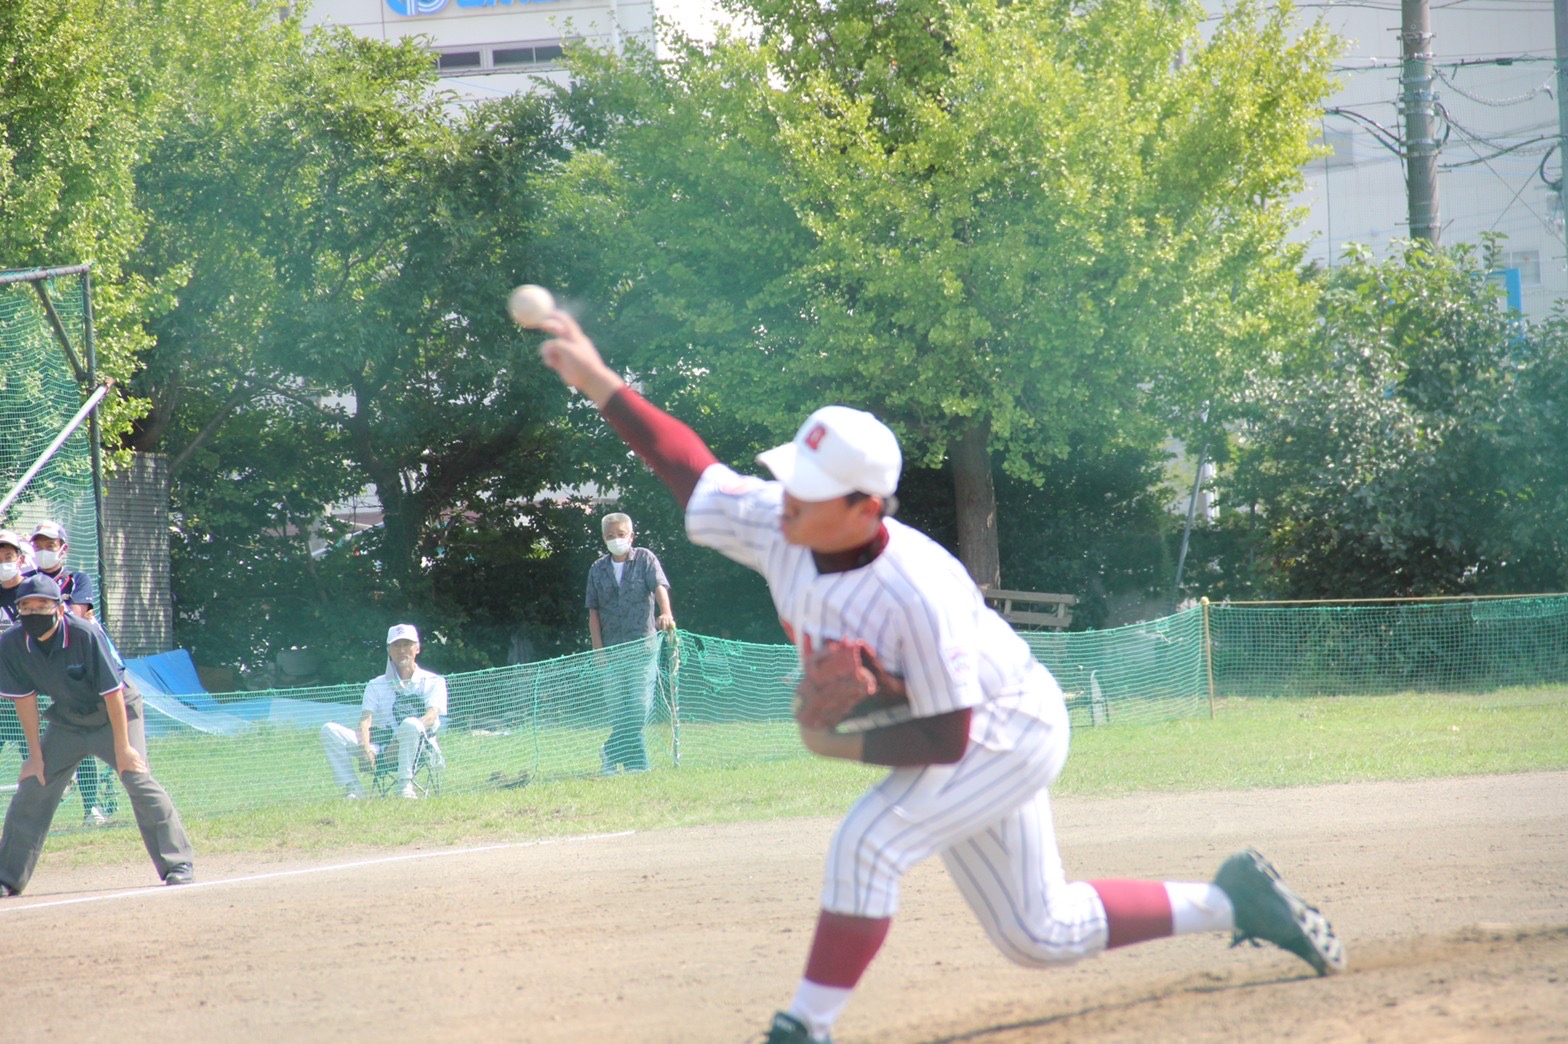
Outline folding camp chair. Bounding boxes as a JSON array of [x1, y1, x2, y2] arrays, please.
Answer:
[[370, 725, 445, 799]]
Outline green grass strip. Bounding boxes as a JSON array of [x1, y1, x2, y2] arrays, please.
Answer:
[[33, 688, 1568, 869]]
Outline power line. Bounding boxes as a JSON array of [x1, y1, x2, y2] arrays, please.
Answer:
[[1434, 65, 1555, 104], [1439, 131, 1556, 166], [1293, 0, 1554, 10], [1332, 54, 1559, 72], [1324, 106, 1412, 155]]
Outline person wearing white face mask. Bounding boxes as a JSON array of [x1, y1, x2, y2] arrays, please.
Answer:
[[27, 522, 92, 621], [585, 512, 675, 775], [0, 530, 29, 621], [0, 530, 32, 773]]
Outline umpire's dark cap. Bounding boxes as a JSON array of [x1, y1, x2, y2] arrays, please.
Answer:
[[13, 573, 62, 603]]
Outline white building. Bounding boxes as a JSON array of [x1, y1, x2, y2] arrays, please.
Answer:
[[1287, 1, 1566, 317], [305, 0, 1567, 318], [300, 0, 659, 99]]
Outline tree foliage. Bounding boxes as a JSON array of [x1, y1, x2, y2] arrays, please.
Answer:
[[1220, 239, 1568, 597], [0, 0, 185, 449], [541, 0, 1336, 589], [124, 14, 599, 676]]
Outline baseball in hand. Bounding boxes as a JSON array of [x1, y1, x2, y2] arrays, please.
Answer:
[[507, 284, 555, 328]]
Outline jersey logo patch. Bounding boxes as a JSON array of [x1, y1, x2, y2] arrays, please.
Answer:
[[944, 644, 976, 683]]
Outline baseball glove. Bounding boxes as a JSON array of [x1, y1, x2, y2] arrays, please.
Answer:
[[793, 639, 908, 730]]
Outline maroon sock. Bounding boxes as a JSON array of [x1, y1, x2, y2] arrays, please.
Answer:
[[1088, 879, 1174, 949], [802, 910, 892, 987]]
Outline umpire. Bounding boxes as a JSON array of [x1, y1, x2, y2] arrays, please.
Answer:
[[0, 573, 193, 895]]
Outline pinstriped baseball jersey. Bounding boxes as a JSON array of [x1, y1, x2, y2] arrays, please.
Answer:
[[686, 464, 1061, 728], [686, 462, 1107, 955]]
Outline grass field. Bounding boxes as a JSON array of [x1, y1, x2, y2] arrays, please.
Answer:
[[32, 686, 1568, 869]]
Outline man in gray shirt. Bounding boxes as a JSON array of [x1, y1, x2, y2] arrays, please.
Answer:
[[586, 513, 674, 774], [0, 573, 194, 894]]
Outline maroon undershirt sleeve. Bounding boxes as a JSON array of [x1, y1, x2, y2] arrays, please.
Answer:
[[600, 387, 720, 509]]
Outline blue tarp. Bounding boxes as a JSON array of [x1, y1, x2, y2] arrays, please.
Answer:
[[124, 650, 358, 737], [124, 650, 221, 711]]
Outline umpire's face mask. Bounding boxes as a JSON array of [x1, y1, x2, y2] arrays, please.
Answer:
[[20, 610, 58, 640]]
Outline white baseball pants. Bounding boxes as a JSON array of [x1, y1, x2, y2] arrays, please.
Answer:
[[821, 694, 1111, 967], [320, 718, 436, 788]]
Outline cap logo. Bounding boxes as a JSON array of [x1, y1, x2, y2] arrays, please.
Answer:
[[804, 423, 828, 451]]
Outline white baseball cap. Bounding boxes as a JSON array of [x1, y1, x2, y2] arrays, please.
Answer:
[[387, 624, 419, 645], [756, 405, 901, 502]]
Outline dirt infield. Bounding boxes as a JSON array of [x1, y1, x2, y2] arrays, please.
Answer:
[[2, 771, 1565, 1043]]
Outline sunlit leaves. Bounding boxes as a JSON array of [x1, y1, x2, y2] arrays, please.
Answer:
[[1225, 239, 1568, 596]]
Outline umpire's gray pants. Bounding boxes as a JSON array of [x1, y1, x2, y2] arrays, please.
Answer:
[[0, 711, 193, 893]]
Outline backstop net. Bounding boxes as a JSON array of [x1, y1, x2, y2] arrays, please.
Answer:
[[0, 265, 101, 583]]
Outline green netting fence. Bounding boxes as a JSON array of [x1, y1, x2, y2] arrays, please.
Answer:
[[0, 265, 102, 583], [1207, 596, 1568, 696], [4, 594, 1567, 827]]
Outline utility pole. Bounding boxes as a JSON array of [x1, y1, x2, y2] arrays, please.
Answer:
[[1401, 0, 1440, 243], [1555, 0, 1568, 257]]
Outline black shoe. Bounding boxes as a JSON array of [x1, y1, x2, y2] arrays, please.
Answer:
[[0, 882, 18, 897], [164, 864, 195, 886], [763, 1011, 831, 1044], [1214, 848, 1346, 975]]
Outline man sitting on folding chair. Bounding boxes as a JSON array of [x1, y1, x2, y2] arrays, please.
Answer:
[[320, 624, 448, 800]]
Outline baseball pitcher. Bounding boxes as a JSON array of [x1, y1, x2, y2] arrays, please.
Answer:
[[534, 305, 1344, 1044]]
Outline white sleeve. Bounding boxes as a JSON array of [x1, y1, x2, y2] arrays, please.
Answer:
[[856, 542, 987, 715], [684, 463, 786, 575], [892, 588, 985, 716], [361, 679, 390, 728], [425, 674, 449, 717]]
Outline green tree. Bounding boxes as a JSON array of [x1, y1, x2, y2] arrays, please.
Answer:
[[542, 0, 1335, 588], [0, 0, 184, 448], [122, 19, 454, 672], [126, 16, 595, 672], [1221, 239, 1568, 597]]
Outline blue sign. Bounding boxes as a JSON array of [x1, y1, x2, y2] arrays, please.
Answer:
[[386, 0, 447, 14]]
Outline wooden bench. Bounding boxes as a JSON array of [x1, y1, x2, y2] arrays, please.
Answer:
[[980, 587, 1078, 631]]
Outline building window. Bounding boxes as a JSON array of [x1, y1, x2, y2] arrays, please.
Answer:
[[435, 40, 568, 76], [1499, 249, 1541, 288], [437, 50, 483, 72], [493, 46, 535, 67]]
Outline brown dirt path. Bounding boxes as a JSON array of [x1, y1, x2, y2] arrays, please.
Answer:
[[0, 772, 1563, 1042]]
